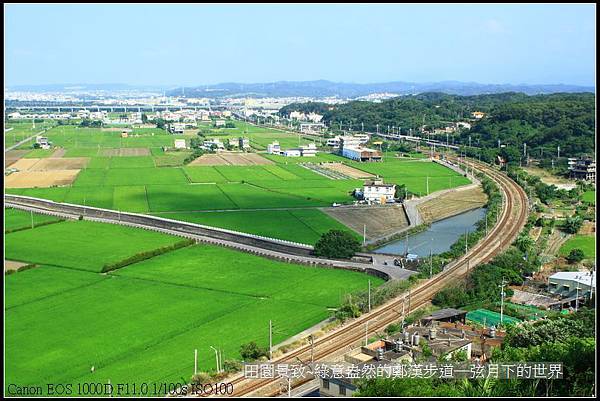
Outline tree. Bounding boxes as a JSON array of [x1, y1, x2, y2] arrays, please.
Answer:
[[566, 248, 585, 263], [394, 183, 408, 201], [239, 341, 268, 362], [313, 229, 361, 259], [562, 216, 583, 234], [515, 233, 535, 253], [155, 118, 166, 130]]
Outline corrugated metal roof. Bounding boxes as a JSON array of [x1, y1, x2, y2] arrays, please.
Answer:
[[549, 271, 596, 288]]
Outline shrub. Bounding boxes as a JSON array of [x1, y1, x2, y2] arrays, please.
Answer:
[[313, 229, 361, 259], [566, 248, 585, 263], [101, 239, 194, 272], [239, 341, 268, 362], [223, 359, 242, 373]]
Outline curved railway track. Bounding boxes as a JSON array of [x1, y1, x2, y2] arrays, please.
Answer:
[[3, 158, 528, 397], [222, 159, 529, 397]]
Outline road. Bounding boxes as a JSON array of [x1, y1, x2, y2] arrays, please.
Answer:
[[4, 194, 413, 280], [213, 158, 528, 397], [5, 130, 46, 152]]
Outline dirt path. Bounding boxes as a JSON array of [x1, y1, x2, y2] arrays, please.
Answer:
[[4, 260, 29, 273]]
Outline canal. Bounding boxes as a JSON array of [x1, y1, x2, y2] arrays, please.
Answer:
[[374, 207, 487, 257]]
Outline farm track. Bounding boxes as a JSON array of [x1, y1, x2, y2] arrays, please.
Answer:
[[216, 159, 528, 397]]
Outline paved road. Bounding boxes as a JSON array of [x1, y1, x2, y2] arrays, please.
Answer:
[[5, 130, 46, 152]]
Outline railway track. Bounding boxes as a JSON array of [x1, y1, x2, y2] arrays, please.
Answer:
[[3, 158, 528, 397], [222, 159, 529, 397], [3, 194, 381, 275]]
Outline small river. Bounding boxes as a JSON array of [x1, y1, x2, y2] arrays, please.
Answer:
[[374, 208, 487, 257]]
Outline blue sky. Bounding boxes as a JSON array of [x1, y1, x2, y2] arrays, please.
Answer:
[[4, 4, 596, 86]]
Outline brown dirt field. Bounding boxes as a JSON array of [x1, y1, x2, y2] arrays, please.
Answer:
[[4, 260, 29, 273], [9, 158, 42, 171], [101, 127, 129, 132], [237, 153, 274, 165], [417, 186, 488, 223], [5, 170, 80, 188], [50, 148, 66, 158], [5, 150, 30, 168], [320, 162, 374, 179], [189, 154, 230, 166], [523, 166, 576, 190], [101, 148, 150, 157], [189, 152, 273, 166], [29, 157, 90, 171], [323, 205, 409, 240], [580, 221, 596, 235]]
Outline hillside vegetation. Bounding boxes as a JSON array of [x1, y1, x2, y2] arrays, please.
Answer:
[[280, 92, 595, 158]]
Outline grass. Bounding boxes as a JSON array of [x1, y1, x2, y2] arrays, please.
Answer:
[[22, 148, 56, 158], [5, 219, 183, 272], [582, 190, 596, 204], [5, 123, 472, 244], [157, 209, 359, 244], [103, 167, 189, 186], [5, 264, 105, 309], [4, 208, 63, 232], [559, 235, 596, 259], [146, 184, 237, 211], [5, 238, 381, 394]]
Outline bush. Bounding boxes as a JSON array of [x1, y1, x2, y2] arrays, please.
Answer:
[[239, 341, 268, 362], [313, 229, 361, 259], [223, 359, 242, 373], [101, 239, 194, 272], [562, 216, 583, 234], [566, 248, 585, 263], [191, 372, 211, 385]]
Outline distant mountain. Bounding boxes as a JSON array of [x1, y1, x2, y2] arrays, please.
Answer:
[[167, 80, 595, 99], [6, 83, 169, 92]]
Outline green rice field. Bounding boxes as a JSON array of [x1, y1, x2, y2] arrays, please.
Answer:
[[559, 235, 596, 259], [5, 120, 471, 242], [5, 208, 63, 232], [5, 215, 381, 394]]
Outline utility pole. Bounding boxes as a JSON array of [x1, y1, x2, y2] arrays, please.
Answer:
[[485, 213, 488, 235], [401, 300, 405, 328], [194, 349, 198, 375], [499, 278, 507, 324], [210, 346, 220, 373], [557, 145, 560, 158], [269, 320, 273, 360], [368, 280, 371, 312], [309, 335, 314, 364], [429, 243, 433, 279], [363, 224, 366, 246]]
